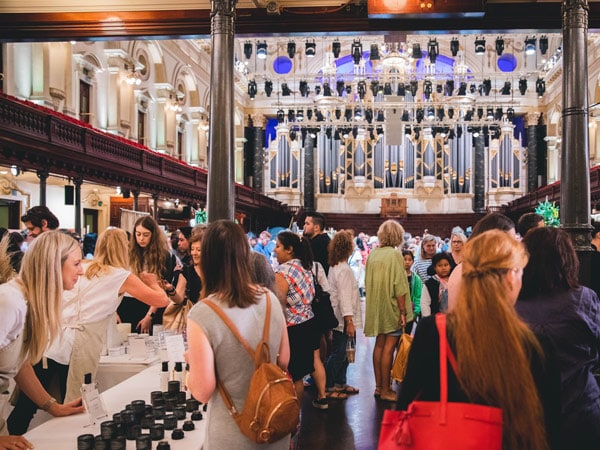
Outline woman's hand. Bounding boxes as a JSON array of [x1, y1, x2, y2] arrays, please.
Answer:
[[137, 315, 153, 333], [0, 435, 33, 450], [48, 397, 85, 417], [345, 321, 356, 339]]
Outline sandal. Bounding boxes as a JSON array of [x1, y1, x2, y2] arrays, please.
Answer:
[[326, 390, 348, 400], [379, 391, 397, 402], [340, 385, 359, 395], [374, 387, 381, 398]]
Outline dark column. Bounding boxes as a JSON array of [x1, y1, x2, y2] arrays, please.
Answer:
[[251, 114, 265, 192], [73, 176, 82, 236], [526, 113, 540, 192], [303, 135, 315, 212], [152, 193, 159, 221], [562, 0, 592, 285], [207, 0, 237, 222], [472, 135, 485, 213], [36, 168, 49, 206], [132, 189, 140, 211]]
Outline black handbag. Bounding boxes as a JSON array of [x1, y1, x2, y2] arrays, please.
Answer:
[[311, 264, 339, 332]]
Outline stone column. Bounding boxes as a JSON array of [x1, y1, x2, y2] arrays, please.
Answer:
[[73, 176, 83, 236], [36, 168, 49, 206], [303, 135, 315, 212], [132, 189, 140, 211], [526, 112, 541, 192], [545, 136, 559, 183], [207, 0, 237, 222], [472, 135, 485, 213], [152, 193, 159, 221], [251, 113, 265, 192], [562, 0, 592, 284]]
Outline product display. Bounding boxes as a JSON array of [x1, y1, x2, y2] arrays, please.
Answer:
[[71, 364, 207, 449]]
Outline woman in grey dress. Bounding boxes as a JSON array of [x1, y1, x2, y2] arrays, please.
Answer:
[[185, 220, 291, 449]]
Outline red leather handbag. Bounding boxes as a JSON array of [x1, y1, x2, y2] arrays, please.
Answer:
[[378, 314, 503, 450]]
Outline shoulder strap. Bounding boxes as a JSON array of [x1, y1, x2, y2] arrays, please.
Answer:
[[204, 291, 272, 417], [434, 313, 459, 423]]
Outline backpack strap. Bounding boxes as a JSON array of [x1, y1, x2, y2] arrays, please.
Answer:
[[203, 291, 272, 416]]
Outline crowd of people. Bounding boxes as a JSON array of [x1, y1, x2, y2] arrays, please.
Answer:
[[1, 205, 599, 449]]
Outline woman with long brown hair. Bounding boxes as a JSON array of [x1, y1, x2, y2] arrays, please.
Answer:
[[398, 230, 560, 450]]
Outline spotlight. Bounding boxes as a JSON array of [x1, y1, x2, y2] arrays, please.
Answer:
[[365, 108, 374, 123], [506, 107, 515, 121], [351, 39, 363, 65], [458, 82, 467, 96], [357, 80, 367, 99], [370, 44, 380, 61], [299, 80, 308, 97], [315, 85, 321, 95], [290, 130, 297, 141], [447, 107, 455, 119], [315, 110, 325, 122], [409, 80, 418, 97], [306, 109, 313, 120], [383, 83, 393, 95], [536, 78, 546, 97], [494, 107, 504, 121], [287, 41, 296, 58], [464, 109, 473, 121], [354, 107, 362, 120], [323, 82, 332, 96], [444, 79, 454, 96], [412, 43, 422, 59], [474, 37, 486, 55], [288, 109, 295, 122], [336, 80, 345, 96], [335, 108, 342, 120], [297, 109, 304, 121], [345, 85, 352, 95], [482, 79, 492, 96], [427, 107, 435, 120], [332, 40, 341, 58], [500, 81, 512, 95], [10, 165, 19, 176], [404, 125, 412, 135], [539, 35, 549, 55], [256, 41, 268, 59], [344, 108, 352, 121], [247, 80, 257, 100], [456, 126, 463, 138], [486, 108, 494, 120], [397, 83, 406, 96], [472, 127, 480, 138], [305, 41, 316, 58], [334, 129, 341, 140], [264, 80, 273, 97], [428, 38, 439, 64], [423, 80, 433, 99], [518, 78, 527, 95], [436, 84, 443, 94], [416, 108, 424, 123], [282, 82, 292, 96], [469, 83, 477, 94], [277, 109, 285, 123], [495, 36, 504, 56], [524, 36, 536, 55], [401, 110, 410, 122], [437, 107, 445, 121], [477, 107, 484, 120], [376, 110, 385, 122], [370, 80, 380, 96], [450, 38, 459, 57], [243, 41, 253, 59]]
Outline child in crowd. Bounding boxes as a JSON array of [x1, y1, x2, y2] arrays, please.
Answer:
[[420, 252, 453, 316], [402, 250, 422, 333]]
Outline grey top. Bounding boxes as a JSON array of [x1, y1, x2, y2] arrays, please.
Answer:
[[187, 290, 290, 449]]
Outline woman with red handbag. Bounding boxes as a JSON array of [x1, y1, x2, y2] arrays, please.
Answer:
[[393, 230, 560, 450]]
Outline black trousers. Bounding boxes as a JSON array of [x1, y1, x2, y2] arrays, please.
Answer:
[[7, 358, 68, 435]]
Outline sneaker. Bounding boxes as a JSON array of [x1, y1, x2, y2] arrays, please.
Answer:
[[312, 397, 328, 410]]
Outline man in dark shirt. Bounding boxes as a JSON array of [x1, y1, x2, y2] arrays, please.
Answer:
[[303, 212, 330, 275]]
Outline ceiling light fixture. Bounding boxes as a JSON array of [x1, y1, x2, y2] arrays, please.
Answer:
[[256, 41, 268, 59], [305, 40, 316, 58], [474, 37, 486, 55], [495, 36, 504, 56], [287, 41, 296, 58], [450, 38, 459, 57], [524, 36, 536, 55]]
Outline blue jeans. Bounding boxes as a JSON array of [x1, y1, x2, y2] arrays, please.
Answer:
[[325, 330, 349, 389]]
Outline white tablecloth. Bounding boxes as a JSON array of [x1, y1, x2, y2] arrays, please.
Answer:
[[97, 354, 160, 392], [25, 364, 205, 449]]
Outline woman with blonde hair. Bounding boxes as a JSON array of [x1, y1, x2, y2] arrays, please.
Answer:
[[8, 227, 170, 434], [0, 231, 85, 448], [398, 230, 560, 450], [364, 220, 410, 401]]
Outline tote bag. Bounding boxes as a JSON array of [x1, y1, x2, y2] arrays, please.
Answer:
[[162, 298, 192, 333], [378, 314, 502, 450]]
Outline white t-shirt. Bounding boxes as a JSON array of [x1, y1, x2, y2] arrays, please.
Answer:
[[0, 279, 27, 349], [45, 263, 130, 364]]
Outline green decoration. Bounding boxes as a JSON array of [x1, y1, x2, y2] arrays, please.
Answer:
[[535, 198, 560, 227], [195, 208, 207, 224]]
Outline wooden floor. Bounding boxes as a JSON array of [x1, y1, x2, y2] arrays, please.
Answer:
[[295, 330, 395, 450]]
